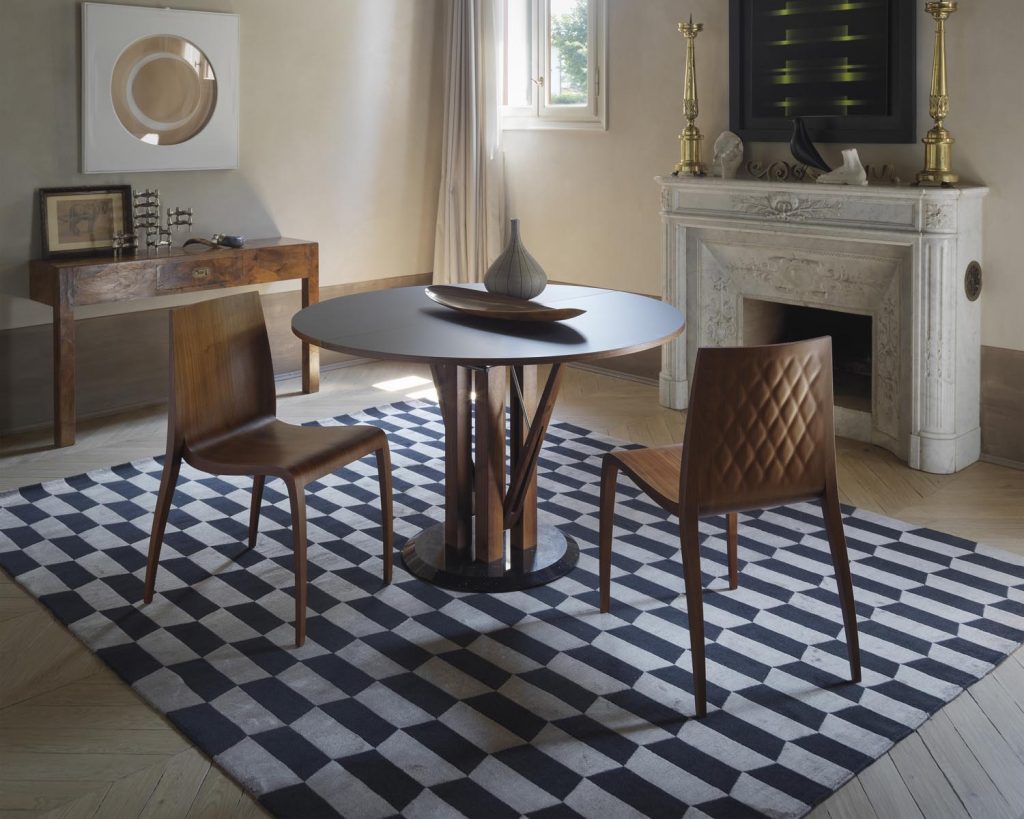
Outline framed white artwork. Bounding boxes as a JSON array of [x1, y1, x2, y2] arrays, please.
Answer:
[[82, 3, 239, 173]]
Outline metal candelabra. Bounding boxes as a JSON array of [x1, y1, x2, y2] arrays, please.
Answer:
[[167, 207, 193, 235], [131, 190, 194, 252]]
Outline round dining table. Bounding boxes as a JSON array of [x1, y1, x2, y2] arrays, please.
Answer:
[[292, 284, 684, 592]]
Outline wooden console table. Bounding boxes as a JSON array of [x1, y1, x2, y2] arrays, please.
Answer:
[[29, 237, 319, 448]]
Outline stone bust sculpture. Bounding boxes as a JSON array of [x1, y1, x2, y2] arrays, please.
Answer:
[[710, 131, 743, 179]]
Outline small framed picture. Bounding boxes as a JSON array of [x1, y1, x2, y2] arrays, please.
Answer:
[[39, 185, 133, 258]]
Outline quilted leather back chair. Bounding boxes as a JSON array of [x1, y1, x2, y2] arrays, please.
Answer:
[[597, 337, 860, 716]]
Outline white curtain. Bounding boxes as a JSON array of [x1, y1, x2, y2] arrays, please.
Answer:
[[433, 0, 505, 284]]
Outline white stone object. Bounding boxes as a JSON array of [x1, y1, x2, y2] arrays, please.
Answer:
[[710, 131, 743, 179], [657, 176, 988, 474], [817, 148, 868, 186]]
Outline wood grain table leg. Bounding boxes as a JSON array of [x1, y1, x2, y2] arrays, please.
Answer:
[[301, 275, 320, 394], [505, 363, 564, 529], [474, 366, 506, 564], [53, 275, 75, 448], [400, 362, 577, 592], [510, 365, 538, 552], [431, 364, 473, 554]]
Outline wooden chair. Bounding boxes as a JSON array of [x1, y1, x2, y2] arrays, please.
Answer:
[[143, 292, 393, 647], [598, 337, 860, 716]]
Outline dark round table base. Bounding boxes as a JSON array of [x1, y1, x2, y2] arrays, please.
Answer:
[[401, 523, 579, 592]]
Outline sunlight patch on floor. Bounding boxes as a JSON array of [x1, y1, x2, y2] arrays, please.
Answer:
[[372, 375, 432, 392], [371, 374, 439, 403]]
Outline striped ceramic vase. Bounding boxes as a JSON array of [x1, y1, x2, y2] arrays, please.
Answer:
[[483, 219, 548, 300]]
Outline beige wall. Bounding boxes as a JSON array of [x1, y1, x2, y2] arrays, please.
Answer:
[[0, 0, 443, 331], [503, 0, 1024, 353]]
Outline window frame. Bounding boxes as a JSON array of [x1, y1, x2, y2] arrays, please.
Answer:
[[501, 0, 607, 132]]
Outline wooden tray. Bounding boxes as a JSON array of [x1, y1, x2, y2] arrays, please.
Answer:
[[424, 285, 585, 322]]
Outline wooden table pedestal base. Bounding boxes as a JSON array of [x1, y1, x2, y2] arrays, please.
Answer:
[[400, 523, 579, 592], [398, 361, 579, 591]]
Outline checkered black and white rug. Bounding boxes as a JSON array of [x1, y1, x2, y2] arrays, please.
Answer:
[[3, 401, 1024, 819]]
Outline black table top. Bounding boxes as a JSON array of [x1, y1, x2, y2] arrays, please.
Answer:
[[291, 284, 684, 366]]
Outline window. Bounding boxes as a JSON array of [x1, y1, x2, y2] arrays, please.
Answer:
[[502, 0, 606, 130]]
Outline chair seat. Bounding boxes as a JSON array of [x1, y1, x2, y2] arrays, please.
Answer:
[[611, 444, 683, 511], [187, 419, 386, 480]]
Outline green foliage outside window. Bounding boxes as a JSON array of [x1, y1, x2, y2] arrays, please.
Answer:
[[550, 0, 588, 104]]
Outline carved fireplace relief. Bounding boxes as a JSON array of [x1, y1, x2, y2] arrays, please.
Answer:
[[658, 177, 987, 474]]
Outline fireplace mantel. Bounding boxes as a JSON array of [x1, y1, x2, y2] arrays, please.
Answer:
[[658, 175, 988, 474]]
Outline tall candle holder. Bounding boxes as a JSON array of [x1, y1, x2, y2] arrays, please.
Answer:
[[917, 1, 958, 186], [673, 15, 705, 177], [133, 189, 161, 250]]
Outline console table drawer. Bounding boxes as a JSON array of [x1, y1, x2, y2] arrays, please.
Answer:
[[156, 256, 243, 291]]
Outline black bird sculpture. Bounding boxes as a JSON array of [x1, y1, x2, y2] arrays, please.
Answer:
[[789, 117, 831, 173]]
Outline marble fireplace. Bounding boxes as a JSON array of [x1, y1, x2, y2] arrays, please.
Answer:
[[658, 176, 987, 474]]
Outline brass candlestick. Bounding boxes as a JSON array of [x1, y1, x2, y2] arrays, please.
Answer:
[[917, 1, 958, 186], [674, 15, 705, 176]]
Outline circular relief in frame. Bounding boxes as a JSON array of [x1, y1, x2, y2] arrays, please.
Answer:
[[111, 35, 217, 146]]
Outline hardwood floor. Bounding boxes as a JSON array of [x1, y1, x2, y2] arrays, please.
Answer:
[[1, 361, 1022, 819]]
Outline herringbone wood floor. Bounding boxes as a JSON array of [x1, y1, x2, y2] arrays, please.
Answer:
[[1, 362, 1022, 818]]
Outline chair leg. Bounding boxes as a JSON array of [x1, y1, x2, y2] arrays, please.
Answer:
[[375, 444, 394, 585], [287, 480, 308, 648], [681, 512, 708, 717], [822, 488, 861, 684], [599, 455, 620, 613], [727, 512, 739, 590], [247, 475, 265, 551], [144, 446, 183, 604]]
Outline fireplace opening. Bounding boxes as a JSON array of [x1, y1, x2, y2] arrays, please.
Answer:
[[743, 299, 872, 412]]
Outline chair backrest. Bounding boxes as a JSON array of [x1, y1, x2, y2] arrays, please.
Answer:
[[680, 336, 836, 516], [168, 292, 277, 447]]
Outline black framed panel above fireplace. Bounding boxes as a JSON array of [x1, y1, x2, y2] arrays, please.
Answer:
[[729, 0, 916, 143]]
